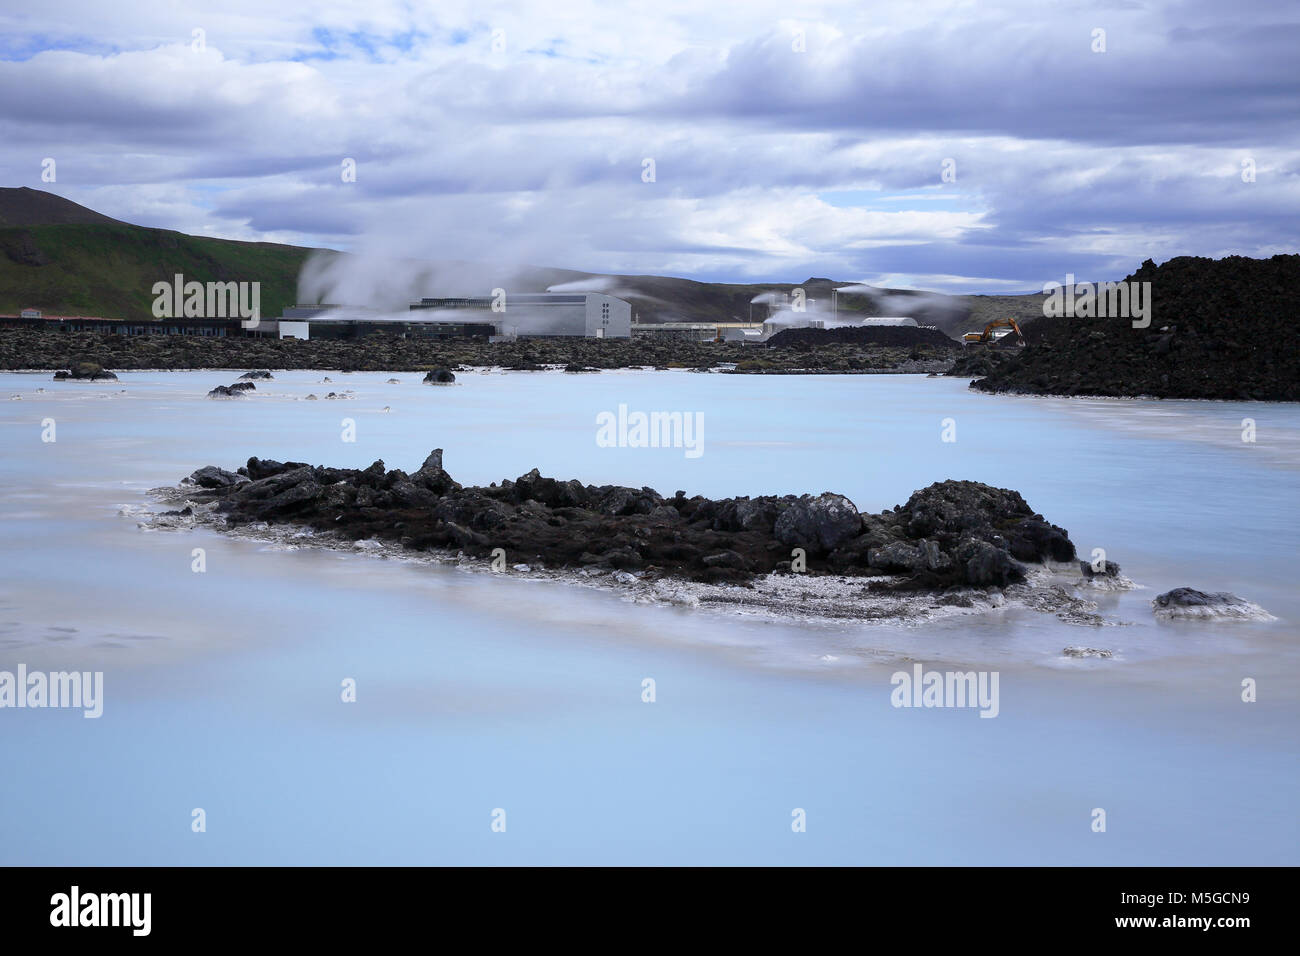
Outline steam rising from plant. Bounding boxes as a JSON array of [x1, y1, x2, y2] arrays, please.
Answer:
[[294, 248, 967, 335], [836, 283, 967, 329], [296, 251, 637, 334], [298, 250, 549, 312], [750, 289, 861, 329]]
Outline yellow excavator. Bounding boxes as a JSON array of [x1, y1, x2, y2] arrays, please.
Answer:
[[962, 317, 1025, 348]]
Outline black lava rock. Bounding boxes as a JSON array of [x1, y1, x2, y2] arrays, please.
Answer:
[[959, 254, 1300, 400], [179, 450, 1080, 590]]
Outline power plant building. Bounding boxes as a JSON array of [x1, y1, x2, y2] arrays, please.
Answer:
[[410, 293, 631, 338], [273, 293, 632, 340]]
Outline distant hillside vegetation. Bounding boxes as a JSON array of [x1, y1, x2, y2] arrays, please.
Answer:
[[0, 188, 312, 320]]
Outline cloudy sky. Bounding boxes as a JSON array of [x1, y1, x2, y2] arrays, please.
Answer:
[[1, 0, 1296, 292]]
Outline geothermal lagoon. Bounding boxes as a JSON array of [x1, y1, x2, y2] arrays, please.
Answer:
[[1, 369, 1297, 865]]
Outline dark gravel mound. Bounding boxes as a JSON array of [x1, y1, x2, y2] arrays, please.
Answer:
[[179, 451, 1076, 589], [766, 325, 960, 350], [963, 254, 1300, 400]]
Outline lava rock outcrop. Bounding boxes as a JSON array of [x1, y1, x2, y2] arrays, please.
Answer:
[[958, 255, 1300, 400], [52, 361, 117, 381], [178, 451, 1076, 588]]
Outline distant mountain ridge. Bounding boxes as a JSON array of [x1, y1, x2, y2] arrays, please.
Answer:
[[0, 186, 125, 227]]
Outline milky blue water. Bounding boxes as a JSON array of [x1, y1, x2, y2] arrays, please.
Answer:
[[1, 369, 1296, 864]]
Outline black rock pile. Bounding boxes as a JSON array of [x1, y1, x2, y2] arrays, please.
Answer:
[[959, 255, 1300, 400], [180, 451, 1076, 588]]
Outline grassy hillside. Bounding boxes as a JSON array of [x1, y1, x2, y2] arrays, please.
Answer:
[[0, 222, 312, 320]]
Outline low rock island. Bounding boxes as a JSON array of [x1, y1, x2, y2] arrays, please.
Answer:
[[177, 449, 1077, 590]]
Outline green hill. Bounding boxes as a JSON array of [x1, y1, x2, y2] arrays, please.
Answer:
[[0, 188, 314, 320]]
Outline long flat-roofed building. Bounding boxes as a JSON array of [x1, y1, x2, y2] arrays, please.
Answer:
[[267, 293, 632, 340], [411, 292, 631, 338]]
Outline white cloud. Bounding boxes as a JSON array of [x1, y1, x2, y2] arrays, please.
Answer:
[[0, 0, 1294, 291]]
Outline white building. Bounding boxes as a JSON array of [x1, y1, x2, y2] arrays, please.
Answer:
[[721, 327, 765, 344], [411, 293, 631, 338], [761, 316, 824, 338]]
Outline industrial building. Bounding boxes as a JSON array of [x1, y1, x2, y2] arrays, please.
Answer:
[[860, 316, 920, 327], [632, 321, 764, 342], [410, 293, 631, 339], [267, 293, 632, 341], [257, 305, 494, 341], [630, 314, 922, 344]]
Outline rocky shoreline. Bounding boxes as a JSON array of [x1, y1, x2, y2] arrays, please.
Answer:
[[0, 327, 956, 375]]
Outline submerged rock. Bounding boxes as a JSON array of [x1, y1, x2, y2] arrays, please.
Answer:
[[207, 384, 247, 399], [1151, 588, 1275, 621], [238, 370, 274, 380], [423, 368, 456, 385], [1081, 559, 1121, 578], [1079, 558, 1138, 591], [1063, 646, 1114, 659], [53, 361, 118, 381], [146, 505, 196, 530]]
